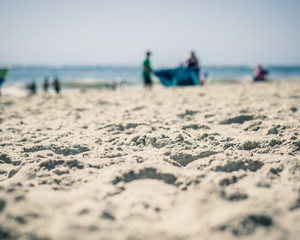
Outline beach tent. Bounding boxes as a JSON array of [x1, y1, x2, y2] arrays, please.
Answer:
[[154, 67, 199, 87]]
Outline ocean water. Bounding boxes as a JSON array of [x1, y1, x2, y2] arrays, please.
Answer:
[[3, 65, 300, 87]]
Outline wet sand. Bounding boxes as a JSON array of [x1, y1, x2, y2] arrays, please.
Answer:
[[0, 81, 300, 240]]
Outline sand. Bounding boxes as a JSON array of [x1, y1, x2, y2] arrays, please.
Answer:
[[0, 81, 300, 240]]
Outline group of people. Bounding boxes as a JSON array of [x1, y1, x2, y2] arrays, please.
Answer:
[[142, 51, 205, 88], [142, 51, 268, 88], [0, 57, 269, 96], [27, 77, 61, 95]]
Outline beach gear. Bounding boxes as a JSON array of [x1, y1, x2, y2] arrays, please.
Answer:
[[154, 67, 199, 87]]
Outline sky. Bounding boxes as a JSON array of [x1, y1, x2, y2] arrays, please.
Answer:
[[0, 0, 300, 66]]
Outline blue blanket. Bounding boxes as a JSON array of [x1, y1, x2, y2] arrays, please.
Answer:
[[154, 67, 199, 87]]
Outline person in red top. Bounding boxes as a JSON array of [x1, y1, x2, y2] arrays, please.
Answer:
[[253, 64, 268, 82]]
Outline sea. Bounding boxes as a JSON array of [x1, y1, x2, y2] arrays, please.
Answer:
[[2, 65, 300, 88]]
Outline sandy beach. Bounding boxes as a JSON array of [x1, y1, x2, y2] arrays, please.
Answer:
[[0, 81, 299, 240]]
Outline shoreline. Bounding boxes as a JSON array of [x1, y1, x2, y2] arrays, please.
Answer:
[[1, 78, 300, 98]]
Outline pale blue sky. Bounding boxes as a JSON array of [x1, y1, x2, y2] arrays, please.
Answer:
[[0, 0, 299, 66]]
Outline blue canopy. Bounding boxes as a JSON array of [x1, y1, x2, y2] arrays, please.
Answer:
[[154, 67, 199, 87]]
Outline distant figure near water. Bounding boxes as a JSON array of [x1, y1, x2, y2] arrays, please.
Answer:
[[183, 51, 201, 84], [253, 64, 268, 82], [142, 51, 153, 89], [0, 68, 9, 96], [43, 77, 49, 92], [27, 80, 37, 95], [200, 72, 208, 86], [53, 77, 61, 94]]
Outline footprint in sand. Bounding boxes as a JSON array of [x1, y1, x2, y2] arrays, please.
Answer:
[[112, 167, 178, 186], [217, 214, 273, 236], [213, 160, 264, 173]]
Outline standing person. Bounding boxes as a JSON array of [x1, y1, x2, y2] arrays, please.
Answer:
[[183, 51, 201, 84], [43, 77, 49, 92], [0, 68, 9, 97], [53, 77, 61, 94], [142, 51, 153, 89], [27, 80, 37, 95]]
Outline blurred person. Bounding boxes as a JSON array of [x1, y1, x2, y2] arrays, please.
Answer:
[[253, 64, 268, 82], [200, 72, 208, 86], [112, 77, 121, 90], [53, 77, 61, 94], [43, 77, 49, 92], [183, 51, 201, 83], [27, 80, 37, 95], [142, 51, 153, 89]]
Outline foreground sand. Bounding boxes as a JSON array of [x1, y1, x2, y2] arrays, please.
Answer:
[[0, 81, 300, 240]]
